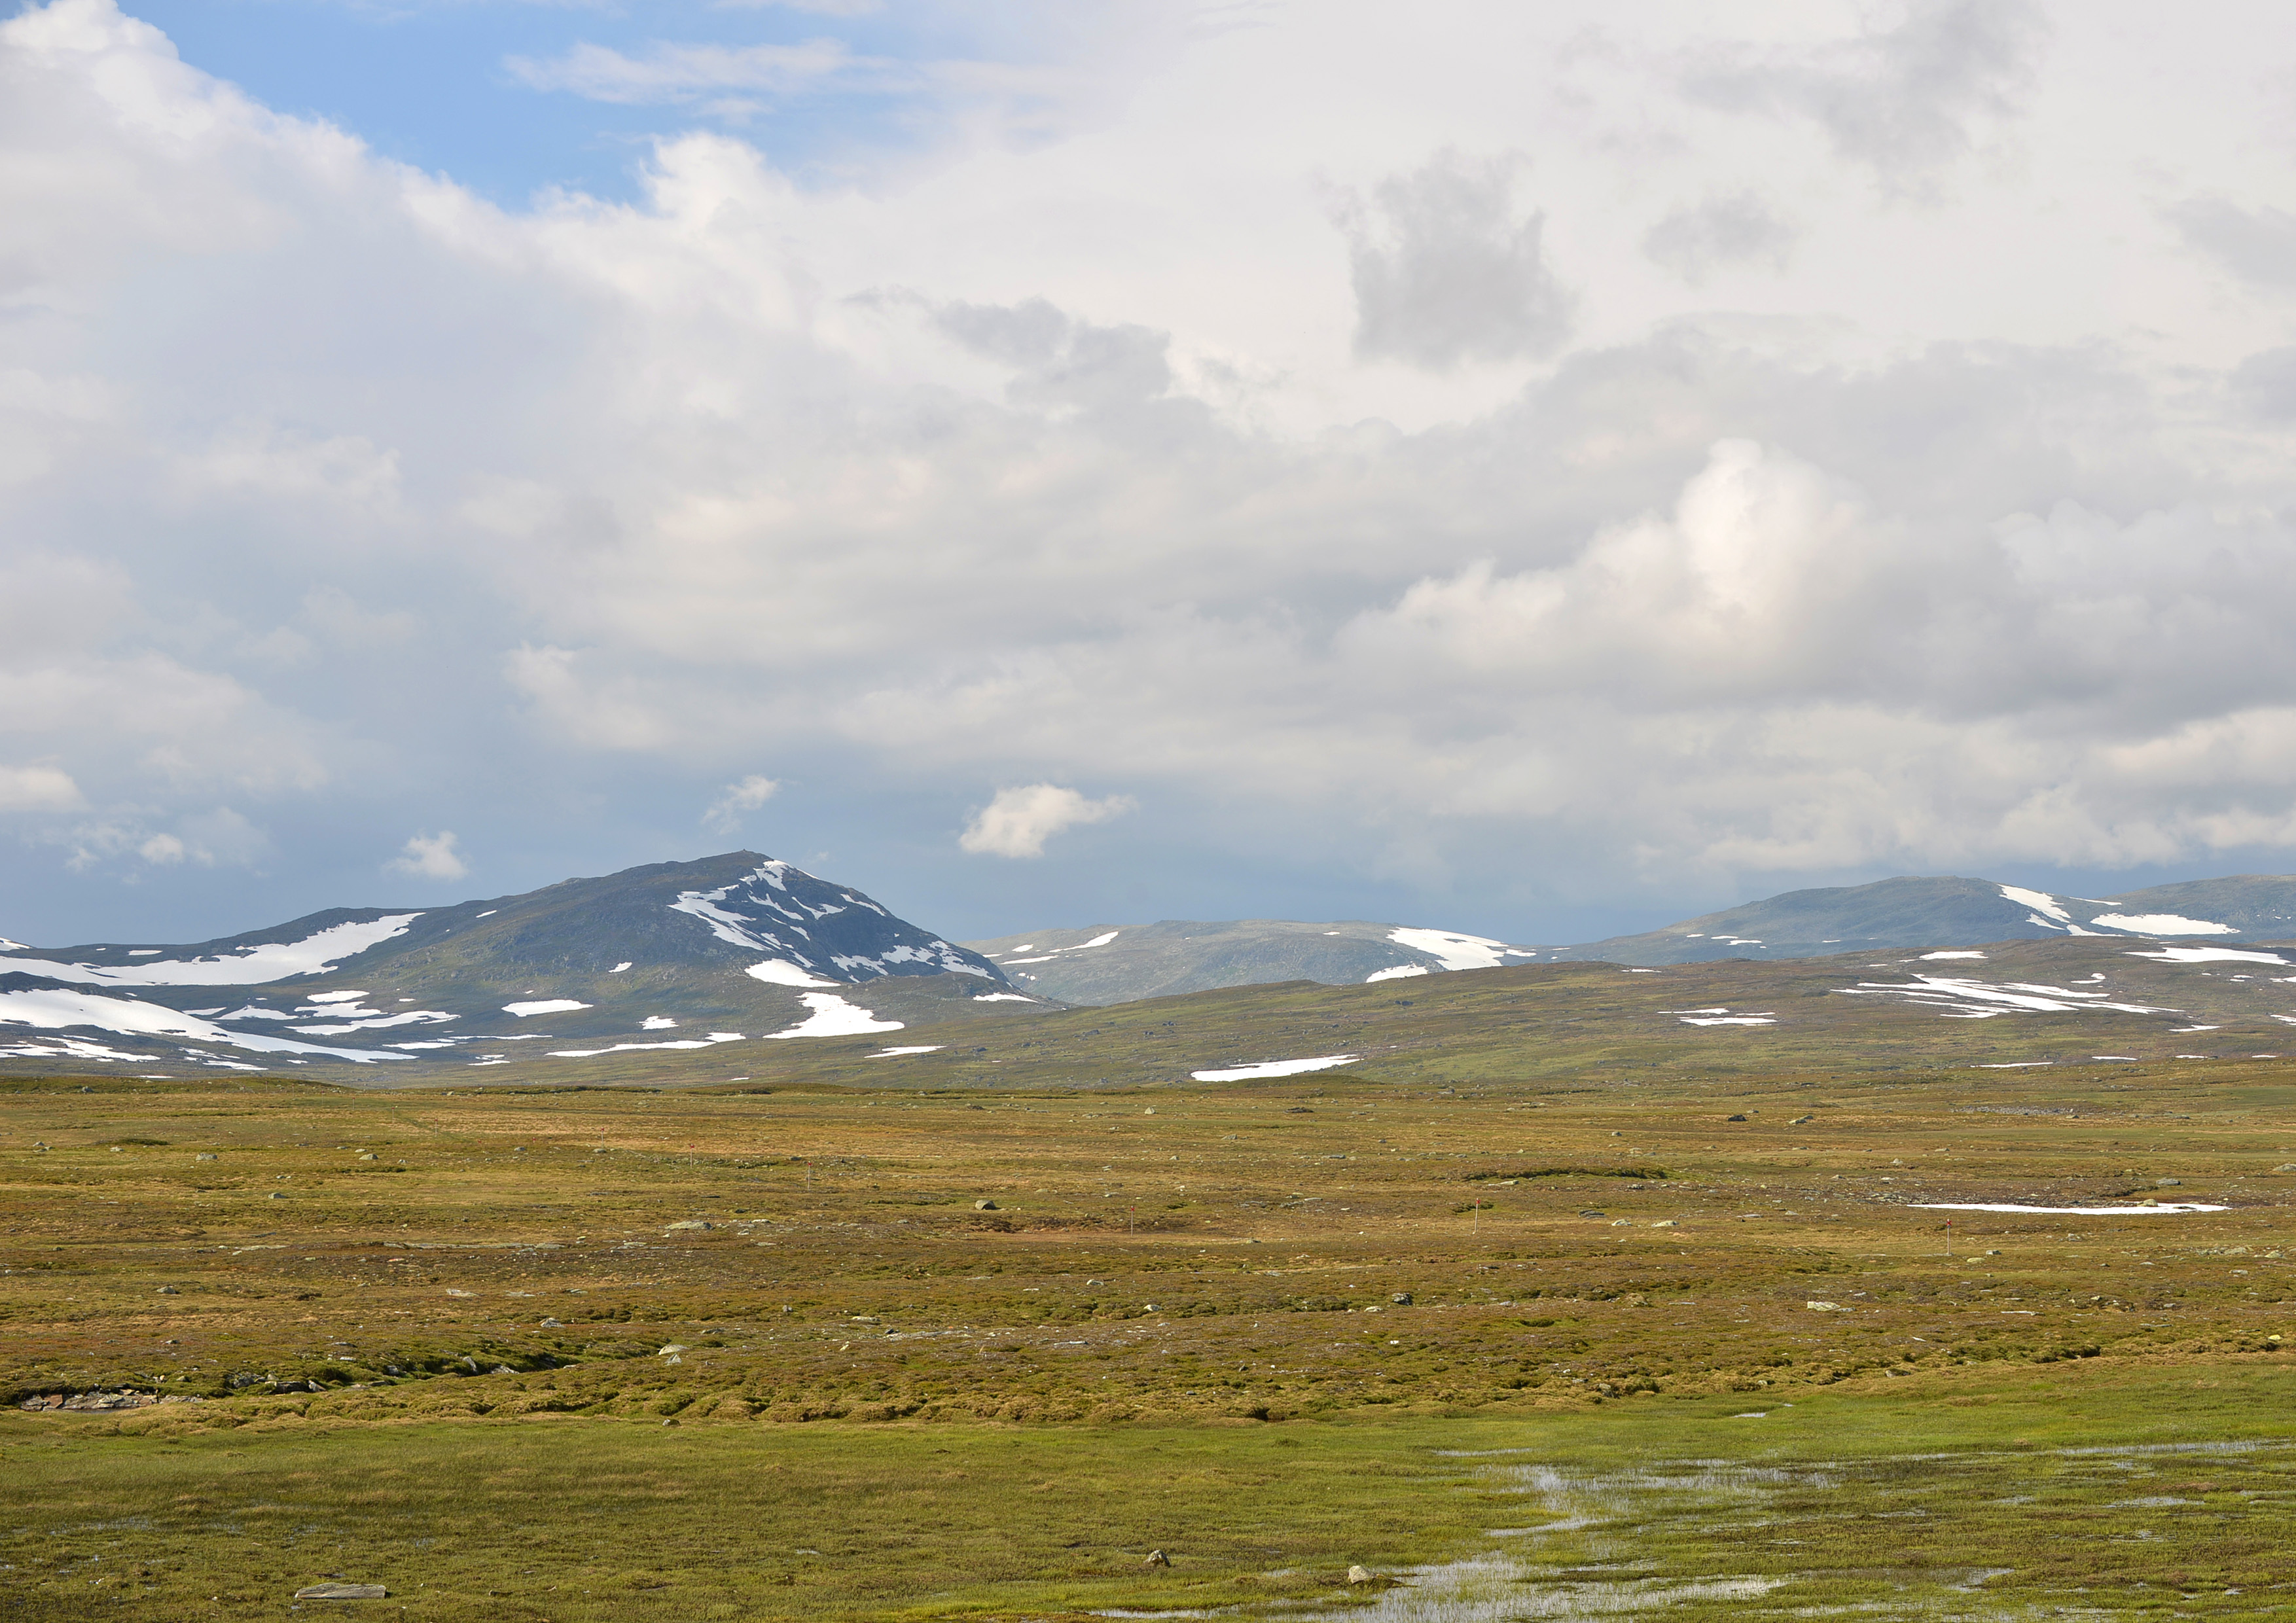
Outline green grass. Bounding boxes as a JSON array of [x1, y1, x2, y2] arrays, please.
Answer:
[[3, 1365, 2293, 1619], [5, 1056, 2296, 1618]]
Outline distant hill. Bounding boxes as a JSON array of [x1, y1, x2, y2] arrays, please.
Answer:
[[963, 919, 1542, 1005], [0, 853, 1030, 1073], [969, 874, 2296, 1002], [1553, 874, 2296, 965]]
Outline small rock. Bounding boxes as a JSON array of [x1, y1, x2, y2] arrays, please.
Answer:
[[1725, 1113, 1748, 1122], [1143, 1550, 1170, 1568], [658, 1344, 689, 1356], [293, 1582, 387, 1600], [1806, 1300, 1846, 1312], [157, 1285, 179, 1294], [1650, 1220, 1677, 1228], [1580, 1209, 1606, 1218], [973, 1198, 999, 1211], [266, 1191, 285, 1200], [356, 1153, 376, 1162], [194, 1152, 217, 1162], [850, 1315, 880, 1325], [1789, 1115, 1814, 1125], [665, 1219, 713, 1231], [1390, 1292, 1412, 1305], [539, 1317, 563, 1328], [1348, 1564, 1375, 1585], [662, 1418, 678, 1427]]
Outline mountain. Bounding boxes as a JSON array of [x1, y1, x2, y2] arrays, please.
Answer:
[[1552, 874, 2296, 965], [0, 853, 1039, 1075], [967, 874, 2296, 1003], [960, 919, 1543, 1005]]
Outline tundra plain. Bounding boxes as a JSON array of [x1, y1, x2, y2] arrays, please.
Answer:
[[3, 952, 2295, 1618]]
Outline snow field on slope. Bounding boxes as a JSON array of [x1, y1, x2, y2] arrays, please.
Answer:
[[0, 914, 423, 987], [1190, 1054, 1360, 1081]]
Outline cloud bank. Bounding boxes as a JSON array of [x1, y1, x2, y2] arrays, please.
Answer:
[[5, 0, 2296, 940]]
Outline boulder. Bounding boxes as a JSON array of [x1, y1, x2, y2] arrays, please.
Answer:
[[973, 1198, 999, 1211], [1143, 1550, 1170, 1568], [293, 1582, 387, 1600], [1348, 1564, 1375, 1585], [1806, 1300, 1846, 1312]]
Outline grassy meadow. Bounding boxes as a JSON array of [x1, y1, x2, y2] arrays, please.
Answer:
[[3, 994, 2294, 1617]]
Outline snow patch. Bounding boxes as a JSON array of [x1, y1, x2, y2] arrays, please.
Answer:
[[641, 1016, 677, 1029], [1191, 1054, 1359, 1081], [548, 1033, 745, 1058], [1914, 1202, 2225, 1215], [2000, 885, 2070, 923], [1839, 974, 2174, 1020], [1366, 964, 1431, 982], [0, 914, 422, 987], [972, 993, 1037, 1003], [503, 999, 590, 1017], [872, 1045, 943, 1057], [2131, 946, 2287, 965], [0, 1035, 145, 1063], [1000, 929, 1120, 965], [1388, 927, 1514, 971], [1922, 950, 1986, 960], [610, 961, 633, 972], [763, 993, 904, 1040], [2091, 912, 2236, 936], [745, 960, 836, 988], [0, 987, 411, 1061]]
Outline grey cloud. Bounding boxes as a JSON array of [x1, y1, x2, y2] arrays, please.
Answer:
[[930, 296, 1177, 414], [14, 1, 2296, 945], [2168, 197, 2296, 290], [2231, 346, 2296, 419], [1641, 190, 1801, 283], [1339, 150, 1575, 370], [1683, 0, 2049, 197]]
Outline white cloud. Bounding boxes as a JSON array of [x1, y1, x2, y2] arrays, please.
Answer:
[[389, 831, 469, 881], [702, 773, 779, 833], [13, 0, 2296, 936], [0, 764, 82, 811], [960, 785, 1133, 858], [138, 832, 184, 864]]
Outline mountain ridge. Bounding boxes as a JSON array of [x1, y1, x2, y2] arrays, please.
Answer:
[[0, 852, 1037, 1074], [964, 873, 2296, 1003]]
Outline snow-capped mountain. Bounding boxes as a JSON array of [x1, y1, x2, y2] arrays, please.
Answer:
[[0, 853, 1026, 1073], [967, 874, 2296, 1002], [1551, 874, 2296, 965]]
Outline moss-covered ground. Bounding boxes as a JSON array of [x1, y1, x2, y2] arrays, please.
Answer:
[[2, 1052, 2292, 1617]]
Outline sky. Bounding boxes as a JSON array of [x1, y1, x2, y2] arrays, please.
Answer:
[[9, 0, 2296, 949]]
